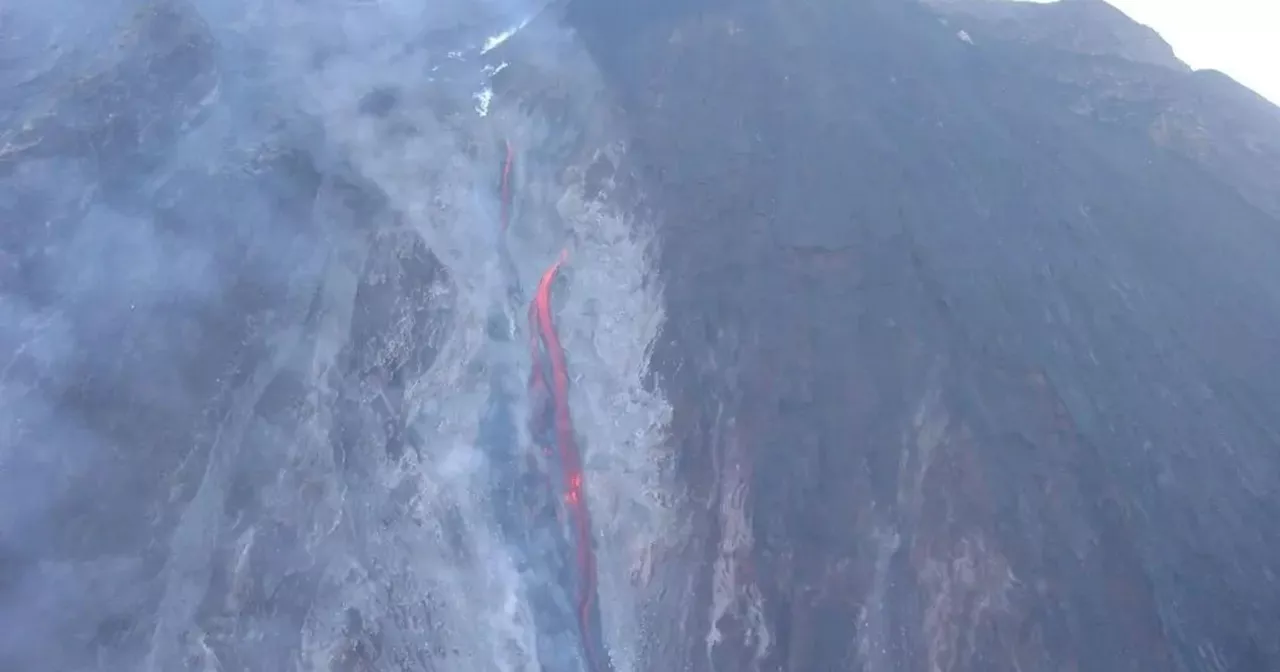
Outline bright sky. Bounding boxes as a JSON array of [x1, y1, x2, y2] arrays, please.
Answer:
[[1019, 0, 1280, 105]]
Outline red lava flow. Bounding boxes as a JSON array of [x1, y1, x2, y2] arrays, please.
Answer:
[[501, 141, 607, 672]]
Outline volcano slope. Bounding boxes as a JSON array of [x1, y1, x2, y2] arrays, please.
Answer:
[[565, 0, 1280, 670], [5, 0, 1280, 671]]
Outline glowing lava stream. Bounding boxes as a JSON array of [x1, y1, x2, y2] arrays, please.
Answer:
[[501, 140, 609, 672]]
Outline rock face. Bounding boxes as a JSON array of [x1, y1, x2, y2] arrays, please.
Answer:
[[925, 0, 1189, 71], [567, 0, 1280, 670], [3, 0, 1279, 671], [928, 0, 1280, 223]]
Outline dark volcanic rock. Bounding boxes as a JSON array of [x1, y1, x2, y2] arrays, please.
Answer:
[[568, 0, 1280, 670], [929, 0, 1280, 221], [926, 0, 1189, 71]]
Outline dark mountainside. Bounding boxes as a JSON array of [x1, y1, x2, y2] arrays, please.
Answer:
[[566, 0, 1280, 670], [2, 0, 1279, 671]]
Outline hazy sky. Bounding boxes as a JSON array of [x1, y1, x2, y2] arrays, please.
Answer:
[[1019, 0, 1280, 105]]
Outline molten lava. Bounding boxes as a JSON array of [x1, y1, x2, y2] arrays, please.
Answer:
[[501, 140, 609, 672]]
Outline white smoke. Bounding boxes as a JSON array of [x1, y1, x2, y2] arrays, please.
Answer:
[[2, 0, 689, 669]]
